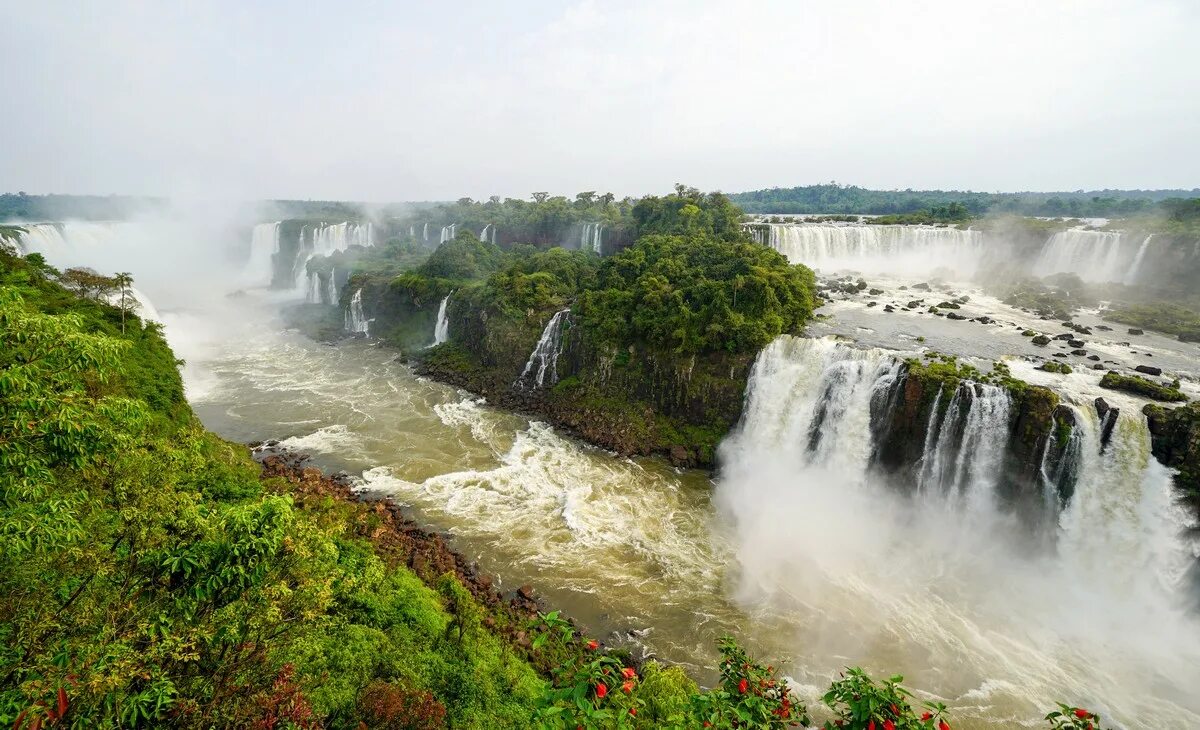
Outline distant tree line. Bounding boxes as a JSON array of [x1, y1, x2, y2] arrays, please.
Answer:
[[728, 183, 1200, 217]]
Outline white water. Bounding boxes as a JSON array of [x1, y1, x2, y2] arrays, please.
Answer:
[[439, 224, 457, 244], [1122, 234, 1155, 286], [581, 222, 604, 253], [479, 223, 490, 241], [764, 224, 984, 279], [325, 267, 337, 305], [247, 222, 281, 287], [1034, 230, 1126, 283], [715, 336, 1200, 727], [432, 294, 451, 345], [292, 222, 371, 292], [345, 287, 370, 335], [423, 222, 429, 241], [517, 309, 571, 388]]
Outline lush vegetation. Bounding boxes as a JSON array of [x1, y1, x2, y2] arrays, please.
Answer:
[[1104, 302, 1200, 342], [1099, 372, 1188, 402], [729, 183, 1199, 217], [0, 193, 165, 222]]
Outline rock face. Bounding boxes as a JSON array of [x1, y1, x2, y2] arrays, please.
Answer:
[[871, 362, 1070, 516], [415, 297, 752, 468], [1095, 398, 1120, 451], [1144, 402, 1200, 500]]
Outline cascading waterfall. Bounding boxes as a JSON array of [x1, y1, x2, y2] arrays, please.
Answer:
[[516, 309, 572, 388], [305, 270, 321, 303], [715, 335, 1200, 727], [581, 222, 603, 253], [764, 224, 984, 278], [247, 222, 280, 287], [292, 222, 372, 292], [439, 224, 457, 244], [325, 267, 337, 305], [1122, 234, 1155, 286], [345, 287, 370, 335], [1034, 229, 1127, 282], [479, 223, 490, 241], [432, 294, 451, 346], [423, 222, 429, 241]]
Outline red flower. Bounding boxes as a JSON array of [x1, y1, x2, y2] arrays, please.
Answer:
[[737, 678, 748, 694], [629, 707, 637, 717], [586, 640, 598, 650], [885, 720, 895, 730], [621, 667, 637, 679], [868, 720, 876, 730], [939, 722, 951, 730], [595, 683, 607, 699], [1074, 709, 1090, 719], [622, 680, 635, 694], [921, 712, 932, 721]]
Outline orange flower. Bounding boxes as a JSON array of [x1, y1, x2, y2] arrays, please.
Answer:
[[586, 640, 598, 650], [622, 680, 635, 693], [621, 667, 637, 679], [629, 707, 637, 717]]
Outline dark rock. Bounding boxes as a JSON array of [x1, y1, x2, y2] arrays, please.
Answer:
[[1128, 328, 1144, 335], [1055, 334, 1074, 341], [907, 301, 922, 309], [1071, 349, 1088, 356], [1096, 325, 1112, 331], [1032, 335, 1051, 346], [669, 444, 691, 466], [1092, 364, 1106, 370], [883, 305, 895, 313], [867, 301, 878, 308], [914, 283, 931, 291], [518, 584, 535, 600], [977, 316, 995, 325], [1088, 355, 1100, 361], [1095, 398, 1120, 451], [869, 288, 884, 296], [947, 312, 967, 320], [1135, 365, 1163, 377], [1068, 339, 1085, 348]]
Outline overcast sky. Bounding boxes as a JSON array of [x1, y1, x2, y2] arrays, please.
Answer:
[[2, 0, 1197, 201]]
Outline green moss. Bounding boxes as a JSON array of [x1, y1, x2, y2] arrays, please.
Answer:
[[1040, 361, 1073, 375], [1100, 372, 1188, 402]]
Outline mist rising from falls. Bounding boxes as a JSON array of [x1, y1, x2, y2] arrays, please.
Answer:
[[517, 309, 571, 388], [762, 224, 984, 278], [432, 294, 451, 346], [715, 336, 1200, 727], [1034, 229, 1128, 283]]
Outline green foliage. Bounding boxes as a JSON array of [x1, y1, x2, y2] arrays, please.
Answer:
[[1046, 703, 1110, 730], [1099, 372, 1187, 402], [680, 636, 808, 729], [1104, 302, 1200, 342], [418, 232, 507, 280], [631, 185, 745, 241], [578, 234, 816, 355], [820, 668, 948, 730]]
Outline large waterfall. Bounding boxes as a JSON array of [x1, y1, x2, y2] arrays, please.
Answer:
[[291, 222, 372, 291], [762, 224, 984, 278], [439, 224, 456, 244], [1034, 229, 1128, 282], [517, 309, 571, 388], [345, 287, 370, 335], [247, 222, 280, 287], [714, 336, 1200, 727], [432, 294, 451, 345], [1122, 233, 1155, 286]]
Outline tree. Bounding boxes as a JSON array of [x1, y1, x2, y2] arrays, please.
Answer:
[[114, 271, 134, 333]]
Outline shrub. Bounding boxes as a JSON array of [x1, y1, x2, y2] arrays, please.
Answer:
[[358, 681, 447, 730]]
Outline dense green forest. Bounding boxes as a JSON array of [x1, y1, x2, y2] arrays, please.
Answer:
[[729, 183, 1200, 217]]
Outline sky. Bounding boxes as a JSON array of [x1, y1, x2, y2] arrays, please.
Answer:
[[2, 0, 1198, 201]]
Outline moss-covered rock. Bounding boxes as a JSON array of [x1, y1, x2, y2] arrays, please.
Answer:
[[1099, 371, 1188, 402], [1144, 402, 1200, 501]]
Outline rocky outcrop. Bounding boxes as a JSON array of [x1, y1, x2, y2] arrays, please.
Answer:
[[1144, 402, 1200, 502], [416, 297, 751, 467]]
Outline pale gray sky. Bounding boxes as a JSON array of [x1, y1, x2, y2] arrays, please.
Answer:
[[2, 0, 1197, 200]]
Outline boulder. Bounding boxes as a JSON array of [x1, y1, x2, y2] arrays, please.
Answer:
[[1128, 328, 1144, 335], [1071, 349, 1088, 356], [1032, 335, 1051, 346], [1095, 398, 1120, 451], [1068, 339, 1085, 348], [1055, 334, 1074, 341], [947, 312, 967, 320], [1135, 364, 1163, 377]]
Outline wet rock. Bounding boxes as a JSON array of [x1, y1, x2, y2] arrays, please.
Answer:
[[976, 316, 995, 325], [883, 305, 896, 313], [867, 301, 878, 308], [1068, 339, 1085, 348], [1096, 325, 1113, 331], [1054, 333, 1074, 341], [518, 584, 535, 600], [1128, 328, 1144, 335], [946, 312, 967, 320], [1088, 355, 1100, 361], [1032, 335, 1051, 346], [1092, 363, 1106, 370], [869, 288, 884, 296], [669, 444, 691, 466], [1135, 364, 1163, 377], [1094, 398, 1120, 451], [907, 301, 922, 309], [1071, 349, 1088, 356]]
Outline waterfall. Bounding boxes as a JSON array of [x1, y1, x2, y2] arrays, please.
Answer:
[[345, 287, 370, 335], [432, 294, 451, 345], [423, 222, 429, 241], [580, 223, 604, 253], [310, 222, 371, 255], [439, 224, 457, 244], [305, 270, 320, 303], [409, 225, 415, 238], [1122, 234, 1155, 286], [480, 223, 490, 241], [12, 223, 69, 257], [763, 224, 984, 278], [491, 225, 497, 245], [517, 309, 572, 388], [247, 222, 280, 287], [325, 267, 337, 305], [913, 382, 1013, 510], [1034, 230, 1127, 282]]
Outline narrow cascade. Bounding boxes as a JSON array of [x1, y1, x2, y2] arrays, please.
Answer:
[[432, 294, 451, 345], [516, 309, 572, 388], [423, 222, 429, 241], [1122, 234, 1155, 285], [490, 225, 497, 245], [479, 223, 490, 241], [1039, 407, 1083, 508], [247, 222, 280, 286], [345, 287, 370, 335], [325, 267, 337, 305], [1034, 229, 1126, 282], [581, 223, 603, 253], [439, 224, 457, 244], [409, 225, 415, 237], [305, 270, 320, 303], [764, 224, 983, 278]]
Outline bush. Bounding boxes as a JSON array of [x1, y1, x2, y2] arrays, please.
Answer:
[[358, 681, 448, 730]]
